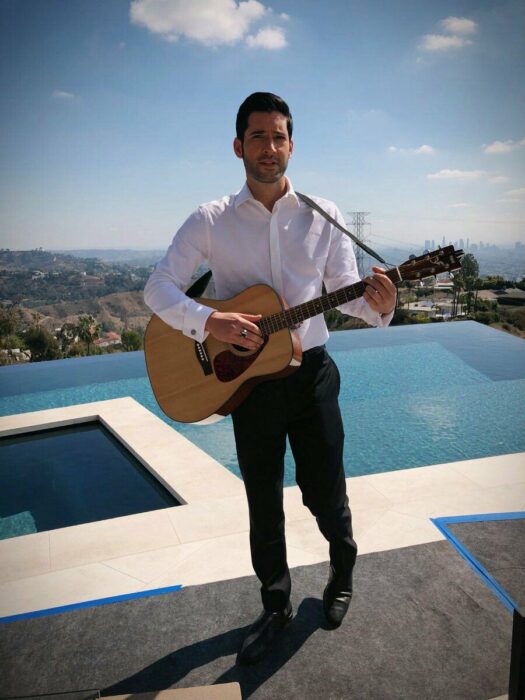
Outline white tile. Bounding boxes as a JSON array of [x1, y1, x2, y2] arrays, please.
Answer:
[[283, 487, 312, 522], [0, 563, 143, 618], [347, 475, 396, 510], [151, 532, 253, 588], [352, 507, 391, 540], [49, 509, 180, 570], [103, 541, 207, 584], [0, 531, 51, 583], [450, 453, 525, 489], [356, 509, 444, 556], [285, 518, 328, 558], [167, 495, 249, 544], [365, 463, 478, 506], [287, 545, 327, 569]]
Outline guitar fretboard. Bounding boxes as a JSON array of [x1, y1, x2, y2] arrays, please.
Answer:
[[253, 245, 462, 336], [258, 272, 395, 336]]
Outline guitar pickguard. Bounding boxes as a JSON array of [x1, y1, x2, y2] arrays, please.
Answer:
[[214, 337, 268, 382]]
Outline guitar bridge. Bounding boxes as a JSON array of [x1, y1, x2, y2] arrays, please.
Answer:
[[194, 341, 213, 376]]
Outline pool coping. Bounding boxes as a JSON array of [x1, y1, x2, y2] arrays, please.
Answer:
[[0, 397, 245, 506]]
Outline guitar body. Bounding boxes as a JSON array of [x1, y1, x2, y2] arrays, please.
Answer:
[[144, 284, 302, 423]]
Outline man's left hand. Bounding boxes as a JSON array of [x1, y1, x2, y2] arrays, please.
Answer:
[[363, 266, 397, 315]]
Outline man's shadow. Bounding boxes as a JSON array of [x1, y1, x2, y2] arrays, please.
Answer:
[[102, 597, 328, 698]]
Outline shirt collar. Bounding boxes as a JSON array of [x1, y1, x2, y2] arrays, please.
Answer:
[[234, 177, 300, 209]]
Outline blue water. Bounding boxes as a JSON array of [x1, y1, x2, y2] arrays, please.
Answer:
[[1, 322, 524, 486], [0, 423, 180, 540]]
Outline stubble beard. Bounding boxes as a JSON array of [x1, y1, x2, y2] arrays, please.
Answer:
[[240, 146, 289, 184]]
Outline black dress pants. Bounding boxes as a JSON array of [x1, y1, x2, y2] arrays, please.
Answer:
[[232, 345, 357, 612]]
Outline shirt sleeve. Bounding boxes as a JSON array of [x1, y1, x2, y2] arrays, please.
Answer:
[[323, 206, 394, 328], [143, 207, 216, 342]]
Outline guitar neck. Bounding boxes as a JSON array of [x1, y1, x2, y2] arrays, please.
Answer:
[[258, 267, 401, 336]]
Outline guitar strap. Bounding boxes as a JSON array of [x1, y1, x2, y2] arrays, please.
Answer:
[[185, 191, 386, 299], [295, 192, 387, 265]]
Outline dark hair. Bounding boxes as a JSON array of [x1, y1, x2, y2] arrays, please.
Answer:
[[236, 92, 293, 141]]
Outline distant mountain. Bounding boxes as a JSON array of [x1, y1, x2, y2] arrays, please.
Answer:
[[52, 249, 166, 265]]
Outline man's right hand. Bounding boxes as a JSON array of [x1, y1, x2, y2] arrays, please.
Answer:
[[205, 311, 263, 350]]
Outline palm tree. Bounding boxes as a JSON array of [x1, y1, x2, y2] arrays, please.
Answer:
[[76, 314, 100, 355]]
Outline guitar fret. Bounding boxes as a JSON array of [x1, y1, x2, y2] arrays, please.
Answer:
[[257, 266, 418, 337]]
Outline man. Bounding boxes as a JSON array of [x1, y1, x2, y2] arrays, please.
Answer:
[[144, 92, 396, 665]]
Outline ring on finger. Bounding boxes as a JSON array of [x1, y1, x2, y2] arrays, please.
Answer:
[[240, 328, 248, 338]]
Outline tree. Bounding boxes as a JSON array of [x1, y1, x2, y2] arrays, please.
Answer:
[[76, 314, 100, 355], [0, 304, 22, 340], [451, 269, 464, 317], [56, 322, 78, 356], [460, 253, 480, 314], [24, 326, 61, 362], [121, 329, 142, 351]]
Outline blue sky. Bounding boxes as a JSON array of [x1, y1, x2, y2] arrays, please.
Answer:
[[1, 0, 524, 252]]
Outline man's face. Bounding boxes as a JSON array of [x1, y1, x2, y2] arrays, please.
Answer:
[[233, 111, 293, 185]]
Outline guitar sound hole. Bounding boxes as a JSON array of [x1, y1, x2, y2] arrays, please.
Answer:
[[232, 344, 249, 353]]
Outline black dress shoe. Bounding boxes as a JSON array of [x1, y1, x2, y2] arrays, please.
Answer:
[[323, 566, 352, 628], [237, 602, 293, 665]]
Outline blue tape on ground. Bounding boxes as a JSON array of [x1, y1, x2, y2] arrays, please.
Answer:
[[0, 583, 183, 625], [432, 511, 524, 614]]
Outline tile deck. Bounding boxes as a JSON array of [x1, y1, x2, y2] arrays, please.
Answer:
[[1, 398, 524, 619]]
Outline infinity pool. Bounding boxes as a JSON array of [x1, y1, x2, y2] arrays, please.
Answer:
[[1, 322, 524, 486]]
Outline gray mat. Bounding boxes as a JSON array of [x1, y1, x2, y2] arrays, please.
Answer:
[[0, 540, 513, 700], [447, 518, 525, 608]]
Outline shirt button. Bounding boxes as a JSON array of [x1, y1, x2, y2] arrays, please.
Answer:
[[190, 329, 196, 336]]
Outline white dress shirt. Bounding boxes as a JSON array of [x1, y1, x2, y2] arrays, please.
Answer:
[[144, 179, 393, 351]]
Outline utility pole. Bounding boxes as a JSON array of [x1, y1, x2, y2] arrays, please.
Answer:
[[347, 211, 370, 278]]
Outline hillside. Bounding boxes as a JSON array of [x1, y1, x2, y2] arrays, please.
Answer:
[[0, 249, 151, 313], [24, 291, 152, 333]]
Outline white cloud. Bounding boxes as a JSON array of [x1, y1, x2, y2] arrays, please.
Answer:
[[246, 26, 286, 49], [484, 138, 525, 154], [506, 187, 525, 198], [488, 175, 511, 184], [440, 17, 477, 35], [419, 16, 477, 53], [129, 0, 286, 48], [420, 34, 472, 51], [52, 90, 75, 100], [427, 169, 486, 180], [448, 202, 471, 208], [388, 144, 435, 154]]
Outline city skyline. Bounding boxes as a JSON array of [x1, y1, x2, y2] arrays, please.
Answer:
[[1, 0, 524, 251]]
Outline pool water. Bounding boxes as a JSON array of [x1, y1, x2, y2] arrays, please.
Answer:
[[0, 422, 180, 540], [1, 322, 524, 487]]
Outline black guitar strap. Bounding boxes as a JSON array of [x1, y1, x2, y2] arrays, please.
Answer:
[[185, 191, 386, 298]]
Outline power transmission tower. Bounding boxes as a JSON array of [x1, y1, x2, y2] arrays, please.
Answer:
[[347, 211, 370, 278]]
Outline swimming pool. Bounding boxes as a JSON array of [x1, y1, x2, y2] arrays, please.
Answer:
[[0, 421, 180, 540], [1, 322, 524, 486]]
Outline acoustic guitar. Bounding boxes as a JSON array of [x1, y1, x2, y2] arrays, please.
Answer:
[[144, 246, 463, 423]]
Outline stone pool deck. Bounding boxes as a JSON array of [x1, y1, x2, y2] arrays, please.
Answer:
[[1, 396, 524, 622]]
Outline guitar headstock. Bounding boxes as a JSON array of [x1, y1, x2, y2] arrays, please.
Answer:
[[398, 246, 464, 282]]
